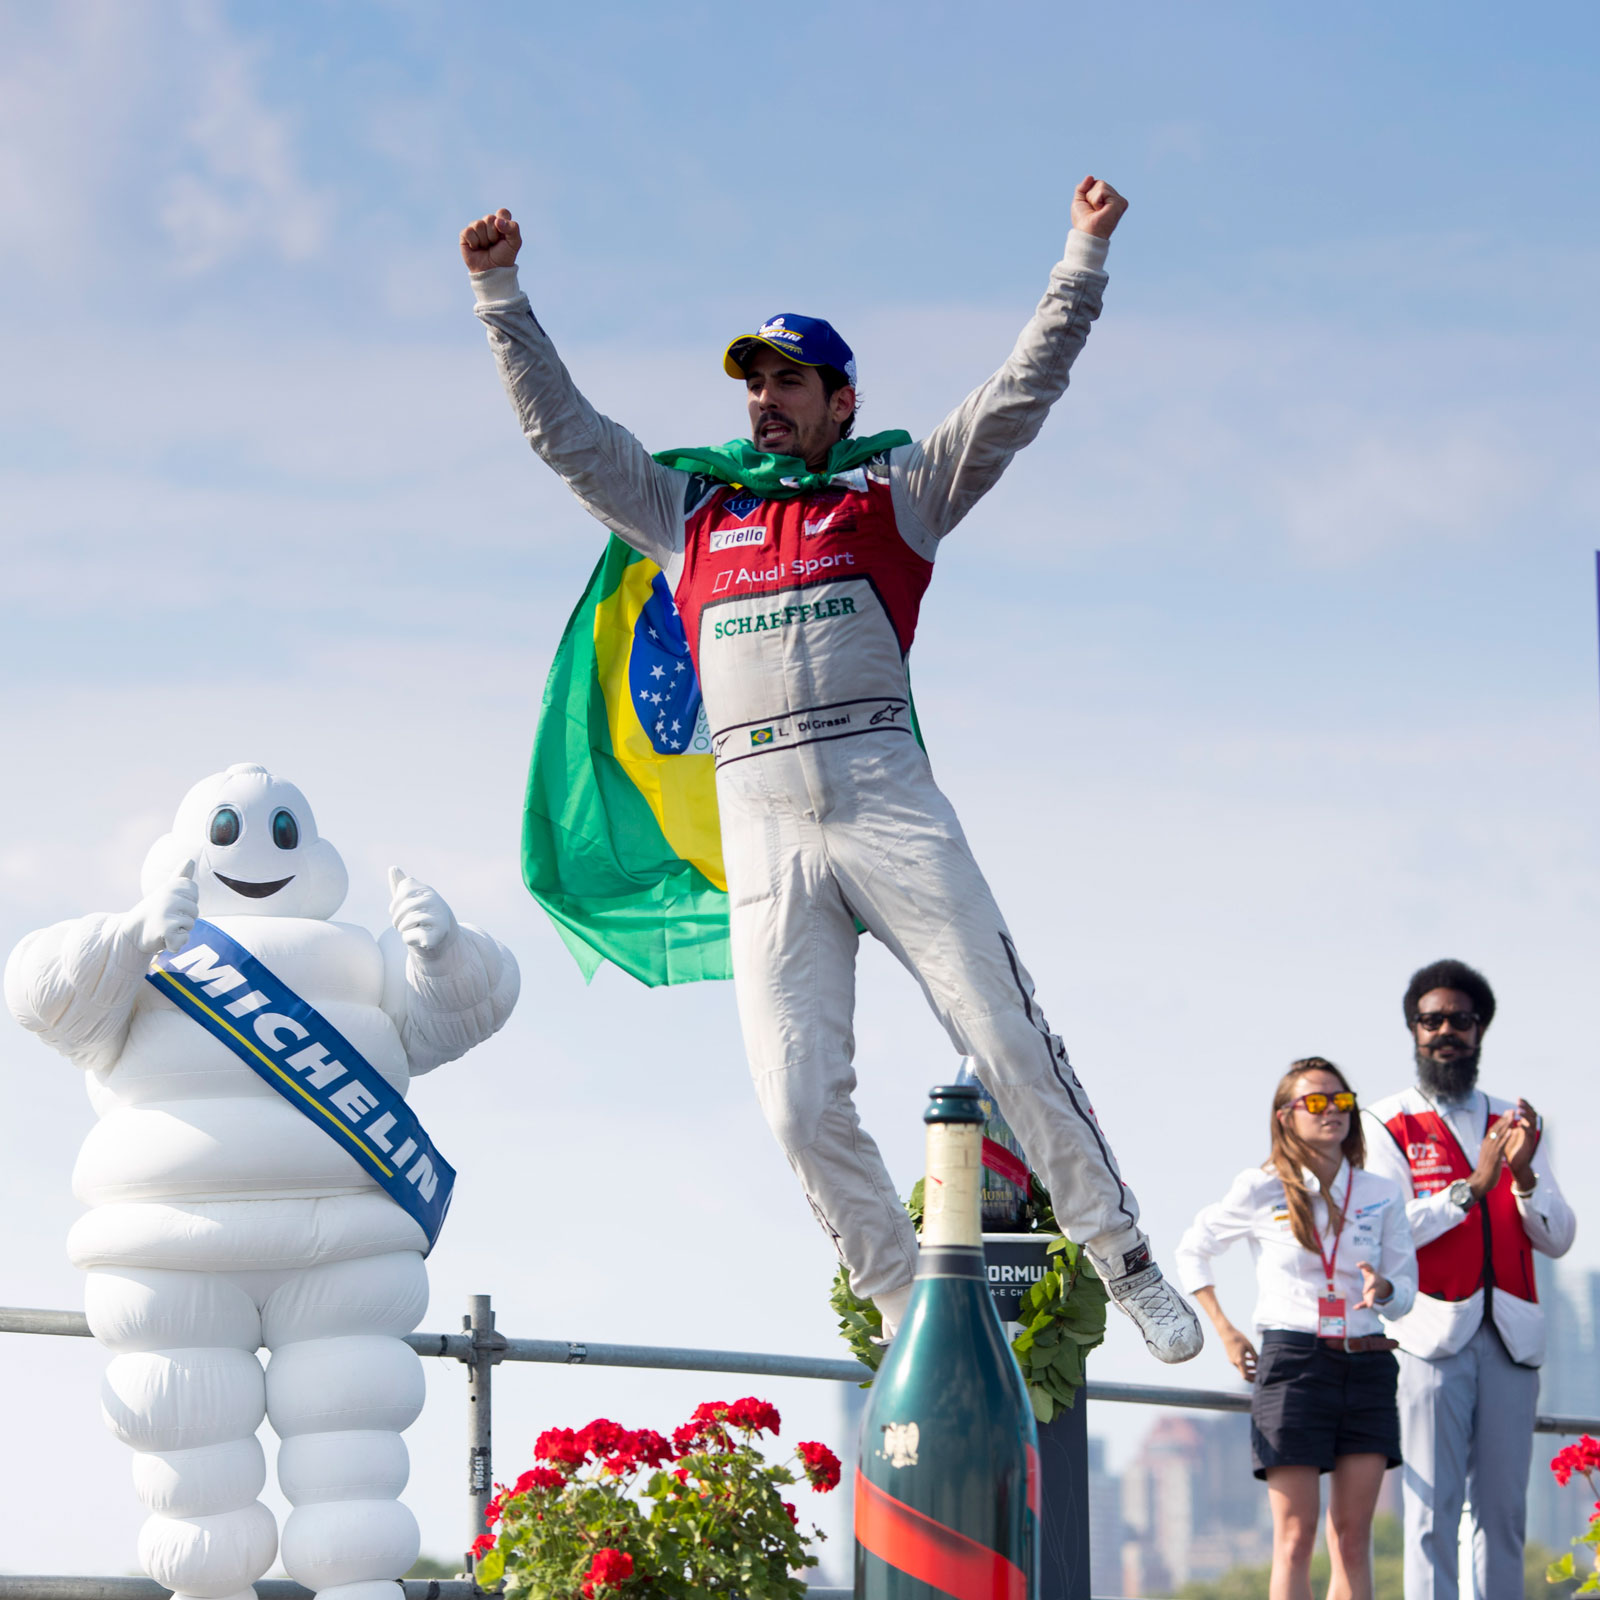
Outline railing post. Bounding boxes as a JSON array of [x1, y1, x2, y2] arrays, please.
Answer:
[[464, 1293, 505, 1578]]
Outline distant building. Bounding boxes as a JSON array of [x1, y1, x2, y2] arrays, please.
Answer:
[[1087, 1434, 1125, 1597], [1528, 1260, 1600, 1556], [1118, 1410, 1273, 1593]]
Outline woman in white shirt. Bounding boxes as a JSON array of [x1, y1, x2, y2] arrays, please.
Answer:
[[1177, 1057, 1417, 1600]]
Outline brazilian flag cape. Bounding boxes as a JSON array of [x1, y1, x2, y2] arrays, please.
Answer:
[[523, 430, 911, 987]]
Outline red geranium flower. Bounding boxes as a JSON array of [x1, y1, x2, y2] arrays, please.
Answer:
[[783, 1500, 798, 1525], [576, 1419, 627, 1457], [511, 1466, 565, 1494], [580, 1547, 634, 1597], [1552, 1437, 1600, 1489], [726, 1397, 782, 1435], [484, 1493, 505, 1527], [797, 1440, 842, 1492], [630, 1428, 673, 1467], [534, 1427, 588, 1467], [471, 1534, 496, 1559]]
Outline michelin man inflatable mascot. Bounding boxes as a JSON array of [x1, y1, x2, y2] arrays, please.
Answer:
[[5, 764, 519, 1600]]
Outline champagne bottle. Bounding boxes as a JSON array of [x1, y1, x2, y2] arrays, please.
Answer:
[[855, 1084, 1039, 1599]]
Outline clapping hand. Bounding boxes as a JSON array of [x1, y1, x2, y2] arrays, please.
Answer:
[[1501, 1098, 1542, 1186], [1470, 1110, 1515, 1202]]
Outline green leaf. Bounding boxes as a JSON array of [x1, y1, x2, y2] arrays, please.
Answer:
[[1550, 1552, 1577, 1581], [475, 1549, 506, 1588]]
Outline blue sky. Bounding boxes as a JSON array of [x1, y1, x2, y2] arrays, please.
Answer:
[[2, 0, 1598, 1579]]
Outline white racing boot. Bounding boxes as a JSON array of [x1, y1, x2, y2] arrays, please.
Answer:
[[1097, 1243, 1204, 1364]]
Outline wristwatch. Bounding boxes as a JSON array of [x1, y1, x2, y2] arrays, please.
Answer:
[[1447, 1179, 1474, 1211]]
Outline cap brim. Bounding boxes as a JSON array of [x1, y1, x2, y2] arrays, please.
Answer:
[[722, 335, 827, 379]]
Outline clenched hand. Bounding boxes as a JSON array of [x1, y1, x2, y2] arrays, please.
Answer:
[[460, 209, 522, 272], [1072, 176, 1128, 240]]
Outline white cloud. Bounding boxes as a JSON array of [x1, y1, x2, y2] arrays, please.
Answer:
[[155, 2, 331, 272], [0, 2, 329, 281]]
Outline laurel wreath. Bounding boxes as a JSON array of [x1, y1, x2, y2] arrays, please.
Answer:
[[829, 1174, 1107, 1423]]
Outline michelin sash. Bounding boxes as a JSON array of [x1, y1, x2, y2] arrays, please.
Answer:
[[147, 921, 454, 1253]]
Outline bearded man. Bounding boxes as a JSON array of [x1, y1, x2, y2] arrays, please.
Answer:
[[1365, 958, 1575, 1600], [459, 178, 1202, 1362]]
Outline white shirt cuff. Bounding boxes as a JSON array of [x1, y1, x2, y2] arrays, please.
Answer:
[[470, 266, 523, 306], [1062, 229, 1110, 273]]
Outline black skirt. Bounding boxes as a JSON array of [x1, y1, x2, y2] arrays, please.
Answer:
[[1249, 1330, 1402, 1479]]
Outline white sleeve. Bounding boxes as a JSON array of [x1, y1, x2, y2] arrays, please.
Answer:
[[1174, 1169, 1260, 1293], [1517, 1139, 1577, 1258], [380, 924, 520, 1077], [4, 914, 151, 1073], [471, 266, 688, 569], [887, 231, 1109, 556], [1375, 1185, 1418, 1320]]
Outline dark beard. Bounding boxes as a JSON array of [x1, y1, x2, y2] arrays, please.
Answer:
[[1415, 1046, 1480, 1102]]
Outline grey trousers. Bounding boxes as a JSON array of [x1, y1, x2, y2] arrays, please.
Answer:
[[1398, 1320, 1539, 1600]]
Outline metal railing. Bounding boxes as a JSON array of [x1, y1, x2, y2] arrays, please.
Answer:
[[6, 1298, 1600, 1600]]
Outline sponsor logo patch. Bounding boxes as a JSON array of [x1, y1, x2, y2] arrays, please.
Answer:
[[721, 493, 761, 521], [803, 508, 857, 538], [709, 525, 768, 553], [711, 595, 858, 639], [758, 316, 804, 346]]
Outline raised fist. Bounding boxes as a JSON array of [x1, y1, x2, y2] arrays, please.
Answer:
[[122, 860, 199, 956], [388, 866, 458, 957], [459, 208, 522, 272], [1072, 176, 1129, 240]]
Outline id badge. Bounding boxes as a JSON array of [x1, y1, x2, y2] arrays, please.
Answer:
[[1318, 1296, 1348, 1340]]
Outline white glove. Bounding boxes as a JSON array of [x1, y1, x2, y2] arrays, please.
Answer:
[[120, 860, 200, 955], [388, 866, 458, 958]]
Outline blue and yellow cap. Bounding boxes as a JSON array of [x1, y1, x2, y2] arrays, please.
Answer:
[[723, 313, 857, 385]]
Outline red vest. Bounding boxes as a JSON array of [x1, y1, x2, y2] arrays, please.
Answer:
[[675, 475, 933, 683], [1384, 1106, 1536, 1304]]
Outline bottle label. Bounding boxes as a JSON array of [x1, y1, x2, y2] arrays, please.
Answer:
[[921, 1123, 982, 1248]]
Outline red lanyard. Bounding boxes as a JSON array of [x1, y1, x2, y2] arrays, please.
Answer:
[[1313, 1166, 1356, 1295]]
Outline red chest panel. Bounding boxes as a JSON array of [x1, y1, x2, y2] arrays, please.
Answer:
[[1385, 1107, 1536, 1304], [675, 477, 933, 682]]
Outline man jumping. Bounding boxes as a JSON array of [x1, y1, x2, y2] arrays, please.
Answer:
[[461, 178, 1203, 1361]]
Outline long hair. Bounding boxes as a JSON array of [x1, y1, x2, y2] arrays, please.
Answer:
[[1267, 1057, 1366, 1255]]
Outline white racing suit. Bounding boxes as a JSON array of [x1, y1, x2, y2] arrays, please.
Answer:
[[473, 229, 1147, 1301]]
